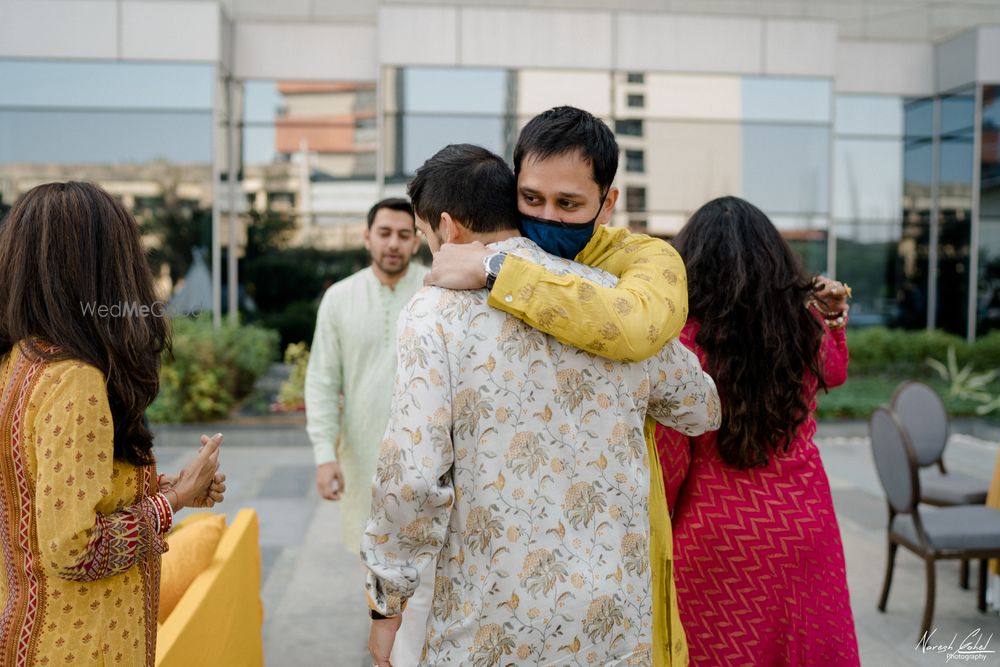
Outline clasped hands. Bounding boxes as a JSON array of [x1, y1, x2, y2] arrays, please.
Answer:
[[158, 433, 227, 511]]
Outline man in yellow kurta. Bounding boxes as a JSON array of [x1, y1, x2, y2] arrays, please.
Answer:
[[365, 143, 718, 667], [425, 106, 690, 666]]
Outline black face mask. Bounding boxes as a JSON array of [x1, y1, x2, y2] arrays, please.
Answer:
[[518, 192, 607, 260]]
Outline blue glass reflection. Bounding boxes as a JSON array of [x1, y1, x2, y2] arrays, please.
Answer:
[[0, 110, 212, 164], [0, 60, 213, 110], [742, 125, 829, 214], [244, 81, 285, 123], [904, 98, 933, 137], [903, 141, 932, 188], [742, 77, 831, 123], [403, 68, 507, 115], [834, 96, 903, 137], [401, 115, 506, 175], [833, 139, 902, 220], [940, 92, 975, 135]]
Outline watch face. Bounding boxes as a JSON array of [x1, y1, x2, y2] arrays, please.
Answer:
[[488, 253, 505, 275]]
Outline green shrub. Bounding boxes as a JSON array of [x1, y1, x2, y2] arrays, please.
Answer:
[[276, 342, 309, 412], [816, 375, 988, 419], [147, 315, 280, 423], [847, 327, 969, 376], [970, 331, 1000, 370]]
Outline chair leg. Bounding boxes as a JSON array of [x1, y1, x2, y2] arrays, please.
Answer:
[[961, 559, 970, 590], [921, 559, 937, 640], [878, 541, 899, 612], [979, 559, 988, 613]]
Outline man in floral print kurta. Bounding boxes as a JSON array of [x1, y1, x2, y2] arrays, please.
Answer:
[[362, 145, 720, 667]]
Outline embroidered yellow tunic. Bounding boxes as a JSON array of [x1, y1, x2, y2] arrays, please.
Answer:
[[0, 344, 169, 667], [488, 226, 690, 666]]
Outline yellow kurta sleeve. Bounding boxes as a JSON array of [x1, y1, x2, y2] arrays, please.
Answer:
[[487, 226, 688, 362], [33, 362, 168, 582]]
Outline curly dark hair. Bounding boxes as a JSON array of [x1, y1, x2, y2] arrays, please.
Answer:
[[671, 196, 826, 469], [0, 181, 170, 467]]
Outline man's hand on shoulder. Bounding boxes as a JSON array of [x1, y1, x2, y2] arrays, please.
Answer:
[[315, 461, 344, 501], [425, 241, 490, 290]]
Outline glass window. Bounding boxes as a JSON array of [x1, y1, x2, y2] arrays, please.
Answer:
[[785, 234, 828, 277], [625, 186, 646, 212], [941, 90, 976, 135], [834, 95, 903, 137], [402, 67, 507, 115], [904, 97, 934, 138], [978, 219, 1000, 335], [243, 80, 377, 179], [625, 149, 645, 173], [835, 221, 904, 327], [936, 90, 975, 337], [833, 139, 903, 220], [0, 60, 212, 110], [395, 114, 507, 177], [627, 93, 645, 109], [626, 72, 645, 84], [741, 77, 832, 123], [0, 59, 219, 304], [0, 110, 211, 164], [898, 97, 934, 331], [742, 125, 830, 214], [615, 119, 643, 136]]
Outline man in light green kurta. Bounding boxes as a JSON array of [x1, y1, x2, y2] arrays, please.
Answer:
[[305, 198, 428, 555]]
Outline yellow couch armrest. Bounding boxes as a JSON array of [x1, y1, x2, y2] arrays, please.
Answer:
[[155, 509, 264, 667]]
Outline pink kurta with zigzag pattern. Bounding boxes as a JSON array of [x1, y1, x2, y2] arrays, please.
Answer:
[[656, 321, 860, 666]]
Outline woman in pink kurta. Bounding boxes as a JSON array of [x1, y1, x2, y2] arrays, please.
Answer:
[[657, 197, 859, 666]]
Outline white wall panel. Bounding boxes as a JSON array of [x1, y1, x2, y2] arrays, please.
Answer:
[[234, 22, 376, 80], [764, 19, 836, 76], [121, 1, 220, 62], [379, 6, 457, 66], [836, 41, 934, 96], [617, 13, 763, 74], [461, 8, 612, 70], [0, 1, 117, 59]]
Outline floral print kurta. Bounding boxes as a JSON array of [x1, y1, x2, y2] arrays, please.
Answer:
[[0, 343, 171, 667], [362, 238, 720, 666]]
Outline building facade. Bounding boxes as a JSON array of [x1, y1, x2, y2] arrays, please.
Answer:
[[0, 0, 998, 336]]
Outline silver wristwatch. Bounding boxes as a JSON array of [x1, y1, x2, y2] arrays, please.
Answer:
[[483, 251, 507, 291]]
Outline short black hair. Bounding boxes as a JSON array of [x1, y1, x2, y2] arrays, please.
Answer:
[[513, 106, 619, 195], [367, 197, 414, 229], [406, 144, 519, 234]]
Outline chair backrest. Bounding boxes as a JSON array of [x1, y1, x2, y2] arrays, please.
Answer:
[[869, 406, 920, 514], [891, 381, 948, 468]]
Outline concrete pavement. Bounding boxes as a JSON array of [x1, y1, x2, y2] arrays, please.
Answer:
[[152, 419, 1000, 666]]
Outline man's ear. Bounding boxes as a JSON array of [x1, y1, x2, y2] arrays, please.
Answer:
[[363, 226, 372, 251], [598, 187, 619, 227], [440, 212, 469, 244]]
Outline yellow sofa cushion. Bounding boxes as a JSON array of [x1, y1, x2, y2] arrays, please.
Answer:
[[158, 514, 226, 623]]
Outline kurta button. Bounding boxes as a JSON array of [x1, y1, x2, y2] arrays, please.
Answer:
[[504, 294, 513, 303]]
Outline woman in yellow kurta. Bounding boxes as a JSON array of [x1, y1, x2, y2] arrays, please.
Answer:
[[0, 182, 225, 667]]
